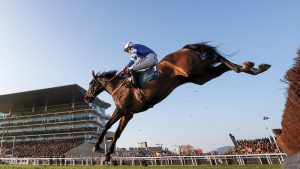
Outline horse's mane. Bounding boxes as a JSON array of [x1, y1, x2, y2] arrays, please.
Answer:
[[96, 70, 118, 79]]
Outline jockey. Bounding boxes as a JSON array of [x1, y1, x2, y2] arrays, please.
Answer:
[[123, 42, 158, 87]]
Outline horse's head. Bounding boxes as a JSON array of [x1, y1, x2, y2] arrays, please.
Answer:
[[84, 71, 106, 103], [84, 70, 118, 103]]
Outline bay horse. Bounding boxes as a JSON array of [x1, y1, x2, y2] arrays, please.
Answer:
[[84, 43, 271, 161]]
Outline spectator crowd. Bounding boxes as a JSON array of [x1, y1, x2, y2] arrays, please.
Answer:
[[0, 137, 281, 158], [13, 139, 83, 158], [225, 137, 279, 155]]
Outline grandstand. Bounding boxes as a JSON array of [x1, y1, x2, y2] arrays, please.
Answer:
[[228, 134, 280, 155], [0, 84, 113, 158]]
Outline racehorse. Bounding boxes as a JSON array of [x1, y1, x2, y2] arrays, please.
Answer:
[[84, 43, 271, 161]]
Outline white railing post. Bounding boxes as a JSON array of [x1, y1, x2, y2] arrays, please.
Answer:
[[258, 156, 262, 165], [209, 157, 212, 166]]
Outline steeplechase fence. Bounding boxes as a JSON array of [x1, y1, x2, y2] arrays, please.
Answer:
[[0, 153, 286, 166]]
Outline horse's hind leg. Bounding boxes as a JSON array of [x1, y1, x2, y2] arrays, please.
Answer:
[[191, 63, 231, 84], [218, 55, 256, 72], [242, 64, 271, 75], [217, 55, 271, 75], [217, 55, 242, 73], [103, 113, 133, 161], [209, 63, 231, 78]]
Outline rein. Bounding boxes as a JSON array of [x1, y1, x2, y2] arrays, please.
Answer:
[[92, 71, 124, 95]]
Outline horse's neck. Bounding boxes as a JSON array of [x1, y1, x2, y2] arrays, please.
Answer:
[[106, 78, 125, 95]]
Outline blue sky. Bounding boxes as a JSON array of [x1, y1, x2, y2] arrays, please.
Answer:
[[0, 0, 299, 152]]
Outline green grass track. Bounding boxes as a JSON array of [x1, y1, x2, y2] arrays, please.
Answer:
[[0, 164, 282, 169]]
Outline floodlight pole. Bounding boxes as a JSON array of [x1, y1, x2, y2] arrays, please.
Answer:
[[263, 116, 284, 162]]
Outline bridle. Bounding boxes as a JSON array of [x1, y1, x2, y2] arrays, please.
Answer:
[[88, 70, 124, 99]]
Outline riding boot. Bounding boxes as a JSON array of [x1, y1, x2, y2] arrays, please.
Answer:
[[130, 69, 139, 88]]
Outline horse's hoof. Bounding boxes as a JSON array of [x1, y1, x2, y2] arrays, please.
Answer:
[[102, 155, 111, 161], [259, 64, 271, 71], [242, 61, 254, 71]]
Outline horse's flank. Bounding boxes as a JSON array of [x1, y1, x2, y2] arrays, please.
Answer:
[[160, 60, 189, 77]]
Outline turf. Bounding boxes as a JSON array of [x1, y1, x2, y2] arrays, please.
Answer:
[[0, 164, 282, 169]]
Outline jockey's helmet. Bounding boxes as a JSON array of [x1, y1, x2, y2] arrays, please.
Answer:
[[124, 42, 134, 52]]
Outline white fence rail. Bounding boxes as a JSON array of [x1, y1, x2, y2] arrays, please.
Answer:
[[0, 153, 286, 166]]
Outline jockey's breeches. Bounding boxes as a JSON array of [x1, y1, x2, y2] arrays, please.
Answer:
[[130, 53, 158, 71]]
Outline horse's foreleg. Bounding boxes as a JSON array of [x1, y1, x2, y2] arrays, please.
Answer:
[[94, 107, 123, 152], [103, 113, 133, 161]]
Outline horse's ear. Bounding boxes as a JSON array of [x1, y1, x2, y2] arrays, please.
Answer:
[[92, 70, 96, 79]]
